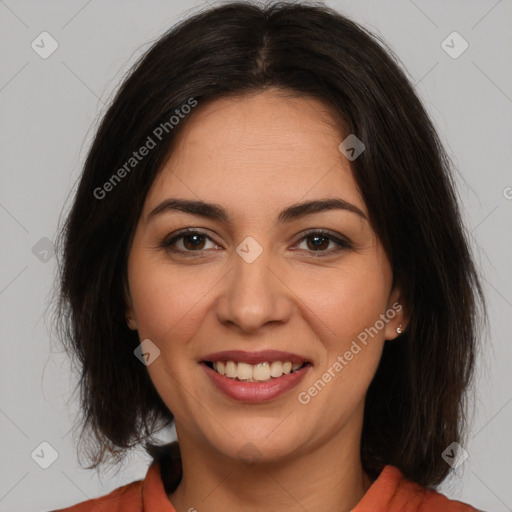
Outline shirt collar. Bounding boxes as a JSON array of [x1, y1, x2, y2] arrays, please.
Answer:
[[140, 443, 416, 512], [142, 441, 181, 511]]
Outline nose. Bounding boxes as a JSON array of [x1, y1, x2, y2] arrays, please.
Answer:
[[215, 244, 293, 334]]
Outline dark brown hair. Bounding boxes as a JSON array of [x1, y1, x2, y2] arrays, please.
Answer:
[[54, 0, 485, 488]]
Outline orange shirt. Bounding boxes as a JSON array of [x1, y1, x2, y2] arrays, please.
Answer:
[[53, 456, 480, 512]]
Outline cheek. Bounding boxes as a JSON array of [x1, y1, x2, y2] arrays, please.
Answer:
[[298, 277, 388, 423], [306, 262, 392, 344], [126, 253, 215, 423], [127, 252, 218, 344], [300, 256, 391, 402]]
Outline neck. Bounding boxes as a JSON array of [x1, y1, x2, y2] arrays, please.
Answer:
[[167, 419, 373, 512]]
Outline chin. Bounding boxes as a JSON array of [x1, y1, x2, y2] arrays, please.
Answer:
[[199, 426, 307, 466]]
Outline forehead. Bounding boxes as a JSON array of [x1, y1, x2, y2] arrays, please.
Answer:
[[144, 90, 367, 219]]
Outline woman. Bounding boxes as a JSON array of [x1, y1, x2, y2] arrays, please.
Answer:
[[52, 1, 486, 511]]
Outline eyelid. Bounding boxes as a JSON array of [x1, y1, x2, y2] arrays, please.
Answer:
[[294, 228, 353, 252], [161, 228, 220, 252], [161, 227, 353, 256]]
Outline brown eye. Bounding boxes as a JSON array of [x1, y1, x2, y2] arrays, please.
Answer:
[[162, 230, 219, 255], [306, 234, 330, 251], [182, 233, 207, 250], [295, 230, 353, 256], [162, 228, 352, 258]]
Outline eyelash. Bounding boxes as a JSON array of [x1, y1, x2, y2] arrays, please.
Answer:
[[161, 229, 353, 258]]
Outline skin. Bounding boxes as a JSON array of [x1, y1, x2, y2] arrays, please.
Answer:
[[125, 88, 408, 512]]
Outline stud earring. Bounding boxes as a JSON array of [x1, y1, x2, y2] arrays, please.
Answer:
[[396, 324, 403, 334]]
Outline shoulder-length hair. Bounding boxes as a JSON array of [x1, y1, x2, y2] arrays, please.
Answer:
[[54, 0, 485, 487]]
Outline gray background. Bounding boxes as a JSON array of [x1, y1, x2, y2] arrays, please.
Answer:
[[0, 0, 511, 511]]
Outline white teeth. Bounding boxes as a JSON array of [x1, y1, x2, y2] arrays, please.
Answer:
[[253, 362, 271, 381], [216, 361, 225, 375], [270, 361, 283, 377], [237, 362, 253, 380], [225, 361, 237, 378], [211, 360, 305, 381]]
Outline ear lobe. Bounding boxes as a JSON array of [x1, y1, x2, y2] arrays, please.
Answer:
[[384, 286, 409, 341], [125, 299, 138, 330], [126, 314, 138, 331]]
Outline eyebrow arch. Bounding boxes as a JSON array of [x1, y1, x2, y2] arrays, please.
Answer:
[[147, 197, 368, 223]]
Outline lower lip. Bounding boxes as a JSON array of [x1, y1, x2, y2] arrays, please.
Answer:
[[202, 363, 311, 403]]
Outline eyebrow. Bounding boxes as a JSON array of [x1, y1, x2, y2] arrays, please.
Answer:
[[147, 197, 368, 223]]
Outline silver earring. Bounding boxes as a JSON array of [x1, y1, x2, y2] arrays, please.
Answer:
[[396, 324, 403, 334]]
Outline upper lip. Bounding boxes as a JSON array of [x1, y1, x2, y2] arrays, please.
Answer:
[[201, 350, 309, 365]]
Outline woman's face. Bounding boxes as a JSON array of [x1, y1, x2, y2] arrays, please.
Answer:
[[126, 89, 404, 464]]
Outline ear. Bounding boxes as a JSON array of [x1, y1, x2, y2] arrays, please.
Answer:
[[384, 285, 409, 341], [124, 279, 138, 331]]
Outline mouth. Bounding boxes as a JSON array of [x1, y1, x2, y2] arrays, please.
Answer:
[[202, 360, 311, 382], [200, 350, 312, 402], [201, 349, 312, 381]]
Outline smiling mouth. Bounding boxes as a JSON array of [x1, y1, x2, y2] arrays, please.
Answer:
[[203, 360, 311, 382]]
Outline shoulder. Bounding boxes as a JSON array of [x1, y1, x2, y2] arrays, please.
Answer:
[[397, 469, 481, 512], [417, 486, 482, 511], [50, 478, 144, 512], [356, 465, 482, 512]]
